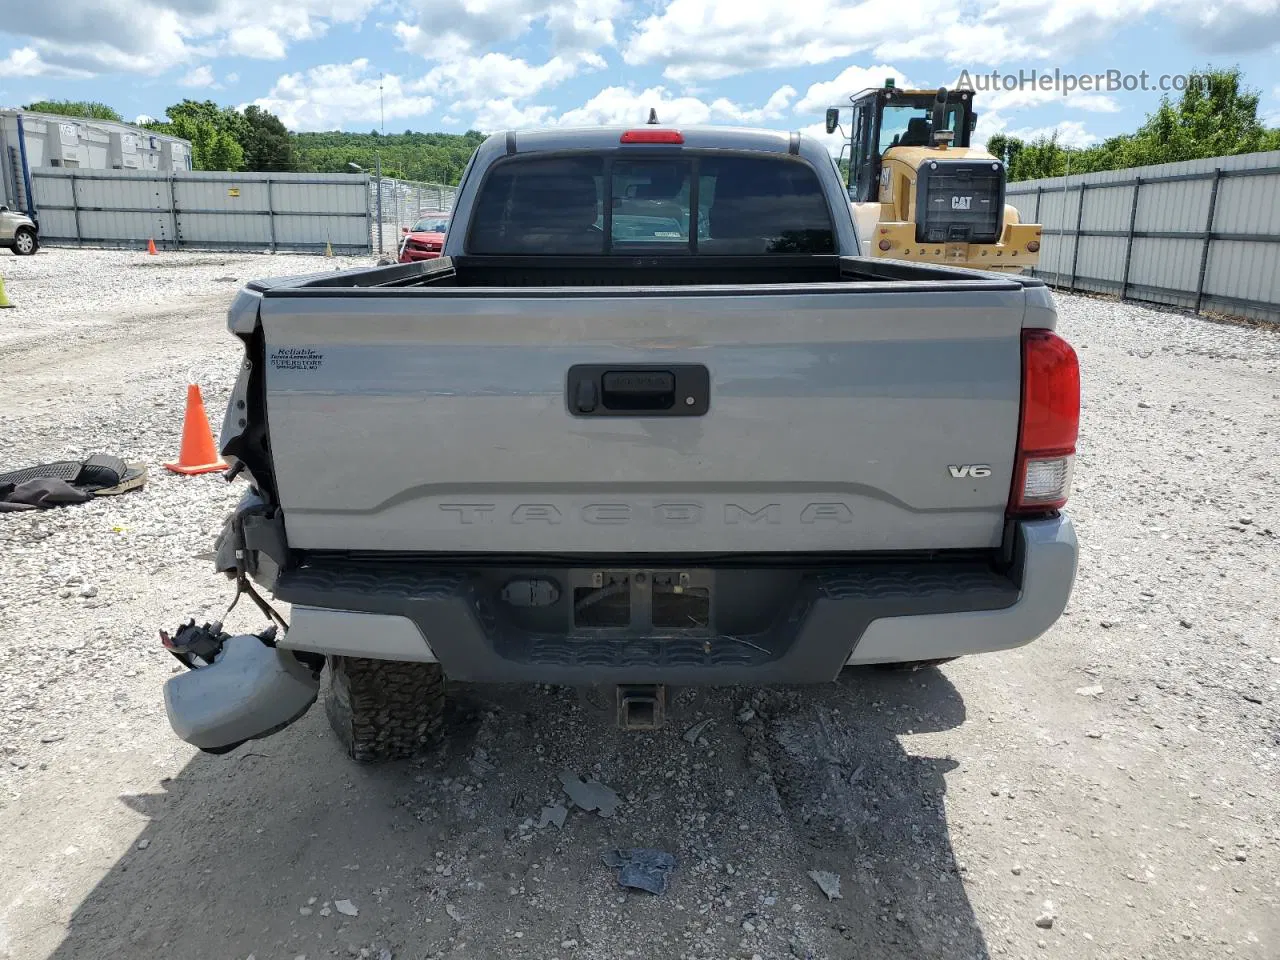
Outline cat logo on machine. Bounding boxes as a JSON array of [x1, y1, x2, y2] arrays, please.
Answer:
[[948, 464, 991, 478], [951, 195, 973, 210]]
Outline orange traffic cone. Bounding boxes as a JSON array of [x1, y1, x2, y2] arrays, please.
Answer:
[[148, 238, 158, 255], [164, 384, 228, 475]]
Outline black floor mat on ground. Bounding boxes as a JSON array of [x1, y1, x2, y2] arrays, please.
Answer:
[[0, 453, 130, 491]]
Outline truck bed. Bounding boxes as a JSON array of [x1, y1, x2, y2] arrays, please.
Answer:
[[232, 256, 1048, 557], [250, 253, 1040, 291]]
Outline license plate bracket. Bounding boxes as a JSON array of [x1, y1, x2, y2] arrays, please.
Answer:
[[571, 569, 713, 634]]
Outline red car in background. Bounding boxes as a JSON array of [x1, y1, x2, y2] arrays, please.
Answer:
[[397, 214, 450, 262]]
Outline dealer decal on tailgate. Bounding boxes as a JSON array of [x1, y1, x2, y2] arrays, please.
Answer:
[[269, 348, 325, 371]]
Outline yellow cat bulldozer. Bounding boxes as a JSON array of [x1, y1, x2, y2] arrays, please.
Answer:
[[826, 81, 1041, 272]]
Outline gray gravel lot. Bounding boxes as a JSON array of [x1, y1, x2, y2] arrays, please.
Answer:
[[0, 249, 1277, 960]]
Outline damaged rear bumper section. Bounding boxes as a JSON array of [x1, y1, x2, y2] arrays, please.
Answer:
[[275, 515, 1076, 683], [163, 636, 321, 754], [165, 515, 1074, 752]]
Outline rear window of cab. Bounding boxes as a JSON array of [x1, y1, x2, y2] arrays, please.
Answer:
[[467, 153, 835, 255]]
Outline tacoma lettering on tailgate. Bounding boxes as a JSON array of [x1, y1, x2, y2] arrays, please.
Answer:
[[436, 502, 855, 526]]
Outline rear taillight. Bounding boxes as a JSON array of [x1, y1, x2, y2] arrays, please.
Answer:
[[1011, 329, 1079, 514]]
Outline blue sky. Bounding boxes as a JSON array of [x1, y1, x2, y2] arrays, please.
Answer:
[[2, 0, 1279, 152]]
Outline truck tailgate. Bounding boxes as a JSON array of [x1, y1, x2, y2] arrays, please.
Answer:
[[258, 286, 1026, 554]]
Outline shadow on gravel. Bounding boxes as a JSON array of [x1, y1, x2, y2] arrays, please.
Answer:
[[46, 668, 987, 960]]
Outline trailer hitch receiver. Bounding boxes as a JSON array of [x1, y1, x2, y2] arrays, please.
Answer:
[[617, 684, 665, 731]]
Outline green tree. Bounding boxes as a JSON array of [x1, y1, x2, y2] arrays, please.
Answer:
[[23, 100, 123, 121], [986, 134, 1023, 169], [994, 67, 1280, 181], [240, 105, 297, 172], [1127, 67, 1274, 163], [292, 129, 487, 183], [156, 114, 244, 171], [1006, 132, 1071, 181], [146, 100, 246, 171]]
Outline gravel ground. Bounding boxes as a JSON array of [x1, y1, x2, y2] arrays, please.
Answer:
[[0, 248, 368, 351], [0, 249, 1277, 960]]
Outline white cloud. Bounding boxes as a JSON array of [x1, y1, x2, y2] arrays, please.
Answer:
[[997, 119, 1100, 149], [3, 1, 379, 77], [544, 1, 620, 52], [134, 113, 158, 125], [256, 48, 604, 132], [225, 25, 288, 60], [0, 46, 94, 80], [550, 84, 800, 130], [987, 0, 1280, 54], [395, 0, 622, 57], [178, 65, 216, 88], [7, 0, 1280, 91], [224, 72, 241, 85], [431, 52, 597, 111], [1184, 0, 1280, 51], [624, 0, 1280, 86], [623, 0, 965, 83], [254, 59, 434, 131], [708, 85, 797, 123], [972, 86, 1123, 114], [471, 98, 556, 130], [795, 65, 914, 114], [797, 120, 847, 157]]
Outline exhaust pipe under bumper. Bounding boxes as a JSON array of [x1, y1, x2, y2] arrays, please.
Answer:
[[164, 634, 321, 754]]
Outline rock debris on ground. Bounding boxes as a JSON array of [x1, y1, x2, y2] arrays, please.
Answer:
[[807, 870, 843, 902], [0, 250, 1277, 959]]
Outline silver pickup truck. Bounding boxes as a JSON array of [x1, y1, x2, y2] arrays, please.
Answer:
[[163, 124, 1080, 761]]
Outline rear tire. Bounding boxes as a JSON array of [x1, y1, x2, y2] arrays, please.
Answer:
[[12, 227, 37, 256], [324, 656, 445, 762]]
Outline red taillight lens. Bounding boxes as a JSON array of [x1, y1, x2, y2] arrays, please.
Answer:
[[620, 129, 684, 144], [1012, 330, 1079, 513]]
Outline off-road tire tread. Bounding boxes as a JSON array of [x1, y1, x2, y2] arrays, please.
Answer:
[[325, 656, 444, 762]]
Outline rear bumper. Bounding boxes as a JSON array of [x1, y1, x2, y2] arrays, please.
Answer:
[[844, 514, 1076, 664], [867, 221, 1041, 272], [273, 515, 1077, 683]]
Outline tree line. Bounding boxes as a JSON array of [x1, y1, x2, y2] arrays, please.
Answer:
[[987, 68, 1280, 181], [22, 99, 486, 184]]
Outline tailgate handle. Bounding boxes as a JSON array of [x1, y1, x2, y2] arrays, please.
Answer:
[[567, 364, 709, 418], [602, 370, 675, 410]]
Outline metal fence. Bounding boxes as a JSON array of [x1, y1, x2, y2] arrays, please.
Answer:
[[1005, 151, 1280, 323], [369, 176, 457, 256], [30, 168, 372, 254]]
